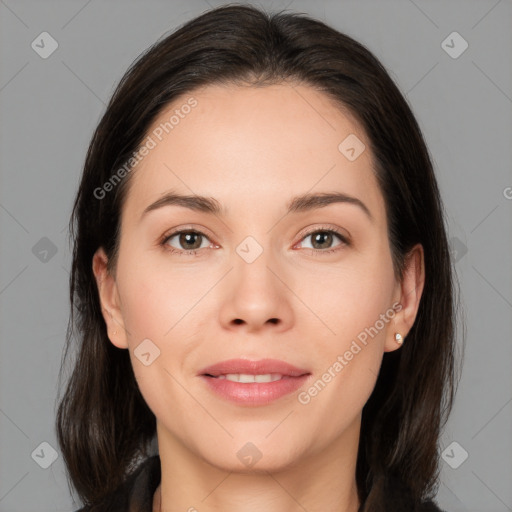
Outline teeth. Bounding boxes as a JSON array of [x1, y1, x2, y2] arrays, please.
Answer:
[[218, 373, 283, 383]]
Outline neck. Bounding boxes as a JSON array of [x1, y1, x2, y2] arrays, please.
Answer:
[[153, 419, 361, 512]]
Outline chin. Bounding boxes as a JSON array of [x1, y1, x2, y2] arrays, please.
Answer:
[[196, 436, 309, 474]]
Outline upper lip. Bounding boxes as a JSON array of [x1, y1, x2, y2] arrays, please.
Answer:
[[198, 358, 310, 377]]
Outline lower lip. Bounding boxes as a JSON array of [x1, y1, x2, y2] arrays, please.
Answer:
[[199, 374, 310, 406]]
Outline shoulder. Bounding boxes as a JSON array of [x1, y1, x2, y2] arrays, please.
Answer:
[[72, 454, 161, 512], [377, 476, 448, 512]]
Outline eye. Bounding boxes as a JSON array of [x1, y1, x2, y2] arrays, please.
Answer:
[[296, 227, 350, 254], [161, 229, 213, 255], [159, 226, 350, 256]]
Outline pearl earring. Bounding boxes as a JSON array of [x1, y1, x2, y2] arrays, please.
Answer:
[[394, 333, 403, 345]]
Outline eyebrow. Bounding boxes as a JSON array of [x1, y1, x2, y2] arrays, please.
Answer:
[[140, 191, 373, 222]]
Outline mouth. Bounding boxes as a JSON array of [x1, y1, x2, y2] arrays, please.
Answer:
[[198, 358, 310, 379], [198, 358, 311, 406], [203, 373, 291, 383]]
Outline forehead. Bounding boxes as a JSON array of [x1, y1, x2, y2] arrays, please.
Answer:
[[122, 82, 385, 227]]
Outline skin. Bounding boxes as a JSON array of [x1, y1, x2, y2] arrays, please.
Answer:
[[92, 82, 424, 512]]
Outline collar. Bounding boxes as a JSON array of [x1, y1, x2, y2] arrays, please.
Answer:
[[126, 454, 161, 512]]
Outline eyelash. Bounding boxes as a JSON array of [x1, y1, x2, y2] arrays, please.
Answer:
[[159, 226, 350, 257]]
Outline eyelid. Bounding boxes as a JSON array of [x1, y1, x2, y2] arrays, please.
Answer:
[[160, 224, 216, 243], [160, 223, 351, 253], [294, 224, 351, 245]]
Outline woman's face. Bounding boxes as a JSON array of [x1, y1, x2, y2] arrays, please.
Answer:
[[93, 83, 423, 472]]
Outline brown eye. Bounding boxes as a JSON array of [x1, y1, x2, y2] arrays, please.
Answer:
[[162, 230, 211, 253], [310, 231, 335, 250], [177, 232, 203, 250], [303, 229, 347, 250], [299, 229, 348, 252]]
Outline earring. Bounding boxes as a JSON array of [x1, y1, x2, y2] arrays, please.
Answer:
[[394, 333, 403, 345]]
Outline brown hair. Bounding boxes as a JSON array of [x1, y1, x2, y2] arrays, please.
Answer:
[[56, 4, 463, 510]]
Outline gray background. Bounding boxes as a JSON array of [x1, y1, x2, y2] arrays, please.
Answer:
[[0, 0, 511, 511]]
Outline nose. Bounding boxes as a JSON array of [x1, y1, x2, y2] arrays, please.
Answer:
[[217, 245, 294, 334]]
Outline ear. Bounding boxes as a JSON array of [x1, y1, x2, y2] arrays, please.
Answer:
[[384, 243, 425, 353], [92, 247, 128, 349]]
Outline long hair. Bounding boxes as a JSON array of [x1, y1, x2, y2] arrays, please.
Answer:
[[55, 4, 463, 510]]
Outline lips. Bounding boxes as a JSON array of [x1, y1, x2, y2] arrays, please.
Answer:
[[197, 358, 312, 406], [198, 358, 310, 378]]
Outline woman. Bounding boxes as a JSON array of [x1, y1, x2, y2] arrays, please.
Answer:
[[56, 4, 462, 511]]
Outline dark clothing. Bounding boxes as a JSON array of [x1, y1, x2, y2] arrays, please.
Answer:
[[75, 454, 446, 511]]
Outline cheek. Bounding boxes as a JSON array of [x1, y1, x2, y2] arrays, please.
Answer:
[[294, 246, 395, 413], [296, 280, 391, 442], [115, 253, 214, 405], [116, 257, 200, 417], [296, 251, 396, 344], [117, 253, 214, 341]]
